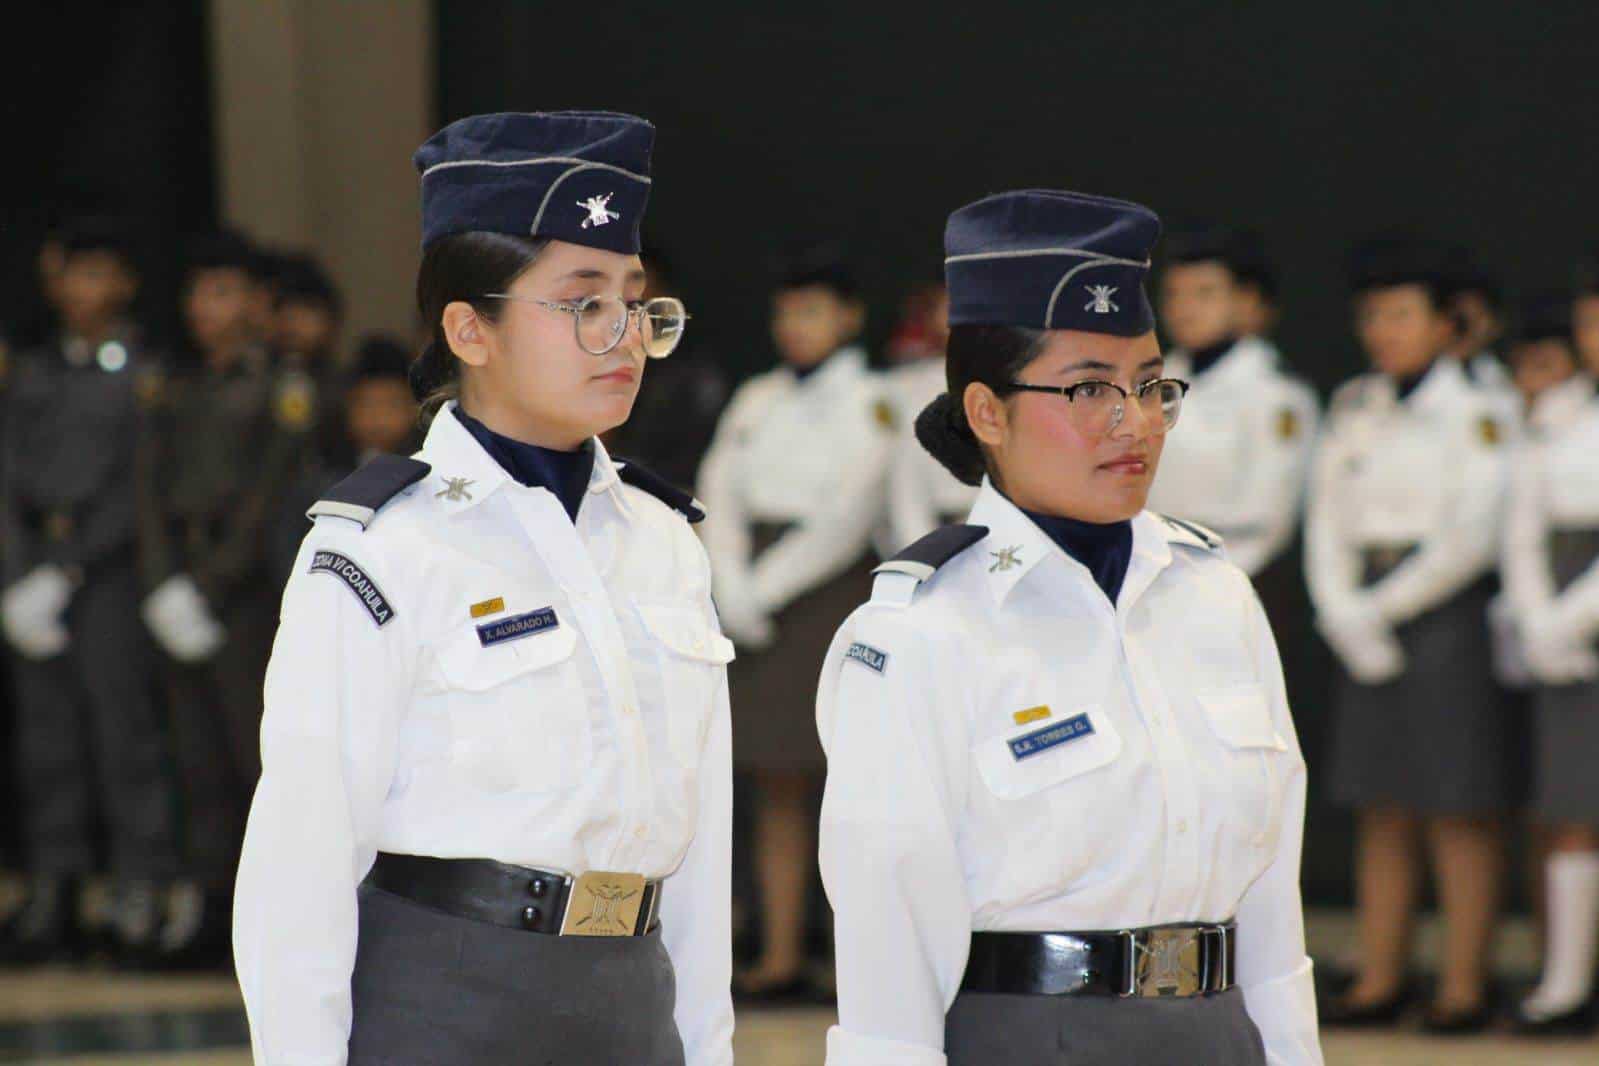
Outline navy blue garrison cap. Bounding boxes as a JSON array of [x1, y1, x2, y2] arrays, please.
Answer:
[[944, 190, 1161, 335], [414, 111, 653, 253]]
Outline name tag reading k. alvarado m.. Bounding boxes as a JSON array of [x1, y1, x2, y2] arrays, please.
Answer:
[[477, 606, 560, 648], [1008, 713, 1095, 761]]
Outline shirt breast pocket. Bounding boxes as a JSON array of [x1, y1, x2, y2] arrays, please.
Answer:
[[435, 621, 591, 793], [974, 706, 1123, 799], [1196, 683, 1286, 854], [637, 604, 735, 769]]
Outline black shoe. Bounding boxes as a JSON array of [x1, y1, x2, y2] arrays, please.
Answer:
[[1512, 998, 1598, 1037], [0, 876, 86, 966], [1320, 984, 1414, 1028], [1421, 1000, 1495, 1035], [149, 883, 231, 972]]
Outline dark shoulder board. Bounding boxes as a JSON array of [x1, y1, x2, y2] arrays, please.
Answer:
[[615, 458, 705, 524], [306, 455, 432, 529], [874, 524, 990, 583], [1157, 513, 1224, 552]]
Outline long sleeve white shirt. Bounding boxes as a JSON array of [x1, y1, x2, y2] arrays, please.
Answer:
[[1146, 338, 1320, 576], [1305, 359, 1510, 629], [817, 481, 1321, 1066], [233, 404, 735, 1066], [697, 347, 894, 620]]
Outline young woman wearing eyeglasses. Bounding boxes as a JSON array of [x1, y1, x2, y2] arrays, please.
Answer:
[[232, 112, 733, 1066], [816, 190, 1321, 1065]]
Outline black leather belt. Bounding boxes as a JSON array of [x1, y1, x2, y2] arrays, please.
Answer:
[[961, 922, 1237, 998], [364, 853, 663, 937]]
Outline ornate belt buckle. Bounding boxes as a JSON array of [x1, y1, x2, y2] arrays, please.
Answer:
[[1134, 928, 1203, 997], [560, 871, 647, 937]]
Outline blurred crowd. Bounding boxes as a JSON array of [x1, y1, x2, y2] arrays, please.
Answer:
[[2, 216, 1598, 1036]]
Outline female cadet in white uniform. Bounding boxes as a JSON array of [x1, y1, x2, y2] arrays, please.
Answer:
[[1306, 241, 1511, 1033], [232, 112, 734, 1065], [1502, 302, 1599, 1034], [1146, 228, 1319, 578], [817, 191, 1321, 1066]]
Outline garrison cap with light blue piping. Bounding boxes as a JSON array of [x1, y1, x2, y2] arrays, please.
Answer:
[[413, 111, 653, 253], [943, 190, 1161, 335]]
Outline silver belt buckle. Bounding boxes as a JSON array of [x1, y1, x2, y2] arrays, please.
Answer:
[[1130, 927, 1205, 998]]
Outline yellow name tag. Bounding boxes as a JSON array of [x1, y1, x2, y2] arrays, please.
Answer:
[[1012, 705, 1052, 726], [469, 597, 506, 619]]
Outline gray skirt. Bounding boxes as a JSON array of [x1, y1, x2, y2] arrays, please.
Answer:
[[945, 988, 1266, 1066], [1327, 569, 1516, 815], [347, 883, 685, 1066], [1530, 529, 1599, 824]]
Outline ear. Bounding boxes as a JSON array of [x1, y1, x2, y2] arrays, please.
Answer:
[[442, 301, 491, 369], [963, 381, 1007, 449]]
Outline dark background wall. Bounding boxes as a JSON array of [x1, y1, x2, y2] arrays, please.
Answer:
[[440, 0, 1597, 903]]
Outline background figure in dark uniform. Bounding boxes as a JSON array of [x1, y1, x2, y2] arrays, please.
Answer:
[[270, 252, 344, 462], [269, 334, 420, 588], [601, 249, 728, 488], [0, 220, 177, 964], [139, 232, 312, 967]]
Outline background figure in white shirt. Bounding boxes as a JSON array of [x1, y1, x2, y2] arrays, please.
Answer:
[[818, 190, 1320, 1066], [1446, 253, 1519, 417], [697, 251, 894, 1000], [1147, 226, 1319, 578], [1502, 288, 1599, 1037], [233, 112, 734, 1066], [1308, 239, 1512, 1035]]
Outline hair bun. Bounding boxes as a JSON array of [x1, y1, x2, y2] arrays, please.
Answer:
[[914, 392, 987, 487]]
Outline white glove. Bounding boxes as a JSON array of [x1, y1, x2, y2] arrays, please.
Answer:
[[1, 565, 74, 660], [715, 594, 775, 652], [142, 575, 227, 663], [1523, 613, 1599, 685], [1487, 595, 1533, 688], [1317, 599, 1406, 684]]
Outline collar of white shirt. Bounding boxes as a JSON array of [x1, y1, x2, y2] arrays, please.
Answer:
[[419, 401, 631, 519], [965, 479, 1175, 608], [1167, 335, 1275, 386], [781, 344, 867, 393]]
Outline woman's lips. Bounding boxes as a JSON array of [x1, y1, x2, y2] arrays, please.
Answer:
[[594, 367, 638, 384], [1098, 454, 1148, 475]]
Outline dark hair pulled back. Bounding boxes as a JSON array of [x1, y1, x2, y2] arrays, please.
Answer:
[[411, 231, 550, 419], [913, 324, 1045, 487]]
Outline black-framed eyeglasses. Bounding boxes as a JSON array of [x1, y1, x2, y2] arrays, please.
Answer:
[[480, 294, 690, 359], [1000, 377, 1190, 435]]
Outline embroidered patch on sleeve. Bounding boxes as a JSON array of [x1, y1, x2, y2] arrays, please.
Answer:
[[477, 607, 559, 648], [844, 642, 889, 674], [1008, 713, 1095, 761], [309, 550, 396, 627]]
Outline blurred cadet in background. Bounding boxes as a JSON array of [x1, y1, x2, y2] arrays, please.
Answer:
[[0, 219, 178, 965], [698, 249, 893, 1000], [601, 248, 728, 489], [1501, 293, 1599, 1036], [1446, 254, 1520, 424], [1231, 229, 1281, 345], [882, 282, 980, 548], [138, 231, 314, 967], [1146, 227, 1319, 577], [1507, 293, 1582, 415], [1309, 239, 1512, 1033], [270, 333, 419, 587]]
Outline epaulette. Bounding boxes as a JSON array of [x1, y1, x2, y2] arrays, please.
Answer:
[[615, 459, 705, 524], [307, 455, 432, 529], [870, 524, 989, 605], [1156, 513, 1224, 552]]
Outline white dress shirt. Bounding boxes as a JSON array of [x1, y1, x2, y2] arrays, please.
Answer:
[[1304, 359, 1509, 680], [1146, 338, 1320, 576], [817, 481, 1321, 1066], [697, 346, 894, 634], [233, 404, 735, 1066], [1502, 375, 1599, 678], [885, 358, 981, 549]]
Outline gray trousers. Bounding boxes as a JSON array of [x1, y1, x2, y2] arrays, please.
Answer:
[[945, 987, 1267, 1066], [12, 564, 176, 879], [348, 884, 686, 1066]]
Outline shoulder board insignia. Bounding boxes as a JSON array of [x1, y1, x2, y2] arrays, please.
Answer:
[[873, 398, 898, 430], [307, 454, 431, 529], [1157, 514, 1224, 551], [1477, 415, 1502, 446], [616, 459, 705, 524], [873, 524, 990, 584], [1275, 407, 1302, 440]]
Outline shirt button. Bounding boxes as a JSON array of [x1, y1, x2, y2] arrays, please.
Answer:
[[1176, 819, 1189, 834], [634, 826, 647, 840], [692, 638, 706, 652], [624, 704, 638, 716]]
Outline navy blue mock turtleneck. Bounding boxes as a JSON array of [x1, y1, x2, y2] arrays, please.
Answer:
[[1187, 336, 1237, 378], [454, 408, 595, 522], [1394, 357, 1438, 402], [1018, 505, 1134, 606]]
